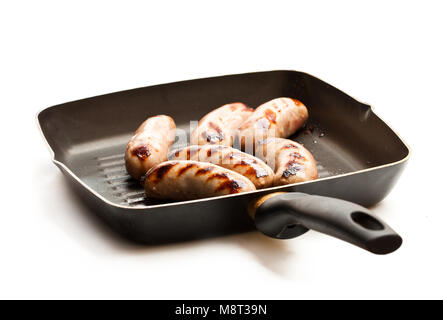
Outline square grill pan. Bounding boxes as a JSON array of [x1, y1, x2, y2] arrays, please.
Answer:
[[37, 70, 410, 244]]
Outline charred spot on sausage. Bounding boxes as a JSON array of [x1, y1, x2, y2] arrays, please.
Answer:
[[215, 179, 245, 194], [282, 161, 304, 177], [132, 145, 151, 160]]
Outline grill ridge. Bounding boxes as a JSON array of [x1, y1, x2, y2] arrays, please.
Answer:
[[97, 154, 147, 207]]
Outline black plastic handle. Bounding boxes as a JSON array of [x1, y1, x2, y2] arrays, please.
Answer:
[[254, 193, 402, 254]]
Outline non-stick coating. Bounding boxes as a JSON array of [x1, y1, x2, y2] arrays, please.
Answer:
[[38, 70, 409, 243]]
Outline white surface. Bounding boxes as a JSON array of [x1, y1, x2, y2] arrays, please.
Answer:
[[1, 1, 442, 299]]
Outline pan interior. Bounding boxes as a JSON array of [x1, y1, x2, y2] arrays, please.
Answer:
[[38, 71, 409, 207]]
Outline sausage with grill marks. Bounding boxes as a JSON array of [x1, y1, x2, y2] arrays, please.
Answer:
[[144, 160, 256, 200], [191, 102, 253, 146], [255, 138, 318, 186], [237, 97, 308, 148], [169, 145, 274, 189], [125, 115, 176, 180]]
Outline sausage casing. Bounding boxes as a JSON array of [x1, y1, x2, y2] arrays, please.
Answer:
[[237, 97, 308, 148], [255, 138, 318, 186], [125, 115, 176, 180], [169, 145, 274, 189], [190, 103, 253, 146], [144, 160, 256, 200]]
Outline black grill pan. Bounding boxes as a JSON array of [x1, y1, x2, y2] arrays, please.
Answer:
[[37, 70, 410, 253]]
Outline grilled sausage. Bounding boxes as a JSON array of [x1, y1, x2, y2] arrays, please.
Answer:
[[169, 145, 274, 189], [255, 138, 318, 186], [237, 97, 308, 149], [125, 115, 176, 180], [144, 160, 256, 200], [190, 102, 253, 146]]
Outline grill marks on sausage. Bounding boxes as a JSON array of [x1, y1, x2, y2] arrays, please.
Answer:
[[132, 145, 151, 160], [282, 161, 305, 177], [202, 131, 225, 143], [147, 160, 254, 197], [206, 145, 223, 157], [151, 162, 177, 182], [207, 172, 229, 180], [281, 151, 306, 178], [195, 166, 215, 176], [289, 152, 305, 160], [253, 108, 277, 131], [215, 179, 244, 194], [264, 109, 277, 123], [172, 146, 272, 184], [173, 146, 200, 160], [223, 151, 250, 162], [231, 158, 268, 178], [246, 166, 268, 178], [202, 122, 225, 143], [232, 158, 258, 166], [223, 153, 268, 178], [177, 163, 196, 177], [244, 166, 258, 178], [205, 172, 245, 194], [208, 121, 222, 133]]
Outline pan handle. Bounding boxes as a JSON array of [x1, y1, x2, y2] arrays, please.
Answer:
[[251, 192, 402, 255]]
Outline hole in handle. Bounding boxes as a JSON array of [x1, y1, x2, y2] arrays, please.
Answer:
[[351, 211, 384, 231]]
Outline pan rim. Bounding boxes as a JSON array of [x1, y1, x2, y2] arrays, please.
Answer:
[[36, 70, 412, 211]]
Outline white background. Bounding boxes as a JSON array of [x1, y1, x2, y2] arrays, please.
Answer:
[[1, 1, 442, 299]]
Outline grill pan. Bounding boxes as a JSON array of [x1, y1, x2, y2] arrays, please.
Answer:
[[37, 70, 410, 253]]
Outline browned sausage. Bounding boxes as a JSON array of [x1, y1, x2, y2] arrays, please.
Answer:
[[169, 145, 274, 189], [191, 103, 253, 146], [254, 138, 318, 186], [144, 160, 256, 200], [125, 115, 176, 180], [237, 97, 308, 149]]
